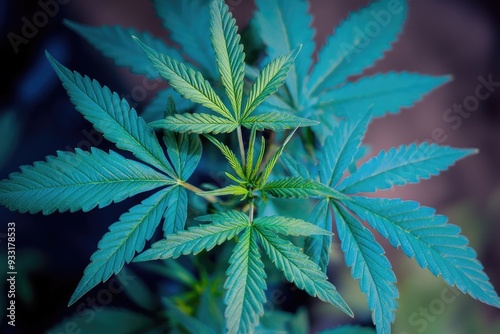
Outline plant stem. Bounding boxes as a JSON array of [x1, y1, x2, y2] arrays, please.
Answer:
[[249, 200, 255, 224], [237, 126, 246, 167], [181, 181, 218, 204]]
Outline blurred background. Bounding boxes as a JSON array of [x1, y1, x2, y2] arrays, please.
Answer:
[[1, 0, 500, 333]]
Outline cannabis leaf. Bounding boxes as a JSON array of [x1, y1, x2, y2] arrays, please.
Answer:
[[298, 116, 500, 333]]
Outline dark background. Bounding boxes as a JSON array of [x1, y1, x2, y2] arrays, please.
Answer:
[[1, 0, 500, 333]]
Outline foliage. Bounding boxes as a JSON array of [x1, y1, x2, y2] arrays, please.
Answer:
[[1, 0, 499, 333]]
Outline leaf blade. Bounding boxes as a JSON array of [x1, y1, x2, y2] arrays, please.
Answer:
[[254, 216, 331, 237], [242, 112, 318, 131], [149, 114, 238, 134]]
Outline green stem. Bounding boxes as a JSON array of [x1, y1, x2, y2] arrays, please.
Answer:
[[181, 181, 218, 204], [237, 126, 246, 167]]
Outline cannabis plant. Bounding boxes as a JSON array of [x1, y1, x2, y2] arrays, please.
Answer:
[[1, 0, 499, 333]]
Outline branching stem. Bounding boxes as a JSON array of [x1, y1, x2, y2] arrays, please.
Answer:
[[237, 126, 246, 167], [181, 181, 218, 204]]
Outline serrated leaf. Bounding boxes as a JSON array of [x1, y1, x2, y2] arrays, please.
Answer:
[[149, 114, 238, 134], [262, 177, 346, 200], [205, 134, 245, 180], [210, 0, 245, 118], [280, 152, 311, 179], [333, 204, 398, 334], [46, 53, 176, 177], [143, 87, 196, 122], [308, 0, 408, 95], [261, 128, 297, 184], [319, 114, 370, 188], [153, 0, 217, 78], [254, 216, 331, 237], [338, 143, 477, 194], [196, 210, 250, 224], [243, 47, 302, 118], [69, 187, 172, 305], [224, 227, 267, 334], [241, 112, 318, 131], [199, 185, 249, 198], [164, 131, 202, 180], [0, 148, 172, 214], [65, 20, 183, 78], [303, 199, 333, 273], [314, 72, 451, 118], [163, 185, 188, 236], [255, 0, 315, 104], [134, 218, 248, 262], [134, 37, 233, 120], [345, 196, 500, 308], [254, 226, 353, 317]]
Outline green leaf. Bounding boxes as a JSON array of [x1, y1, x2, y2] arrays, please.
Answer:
[[254, 226, 353, 317], [164, 297, 217, 334], [245, 127, 258, 178], [243, 46, 302, 118], [163, 185, 188, 236], [199, 185, 249, 198], [46, 53, 176, 177], [64, 20, 183, 78], [262, 177, 347, 200], [69, 187, 172, 305], [314, 72, 451, 118], [205, 134, 245, 180], [333, 204, 398, 334], [280, 152, 311, 179], [261, 128, 297, 184], [255, 0, 315, 105], [0, 148, 172, 214], [241, 112, 318, 131], [149, 114, 238, 134], [164, 131, 202, 180], [338, 143, 477, 194], [152, 0, 217, 78], [134, 37, 234, 120], [134, 217, 249, 262], [253, 216, 331, 237], [210, 0, 245, 118], [143, 87, 195, 121], [304, 199, 333, 273], [308, 0, 408, 95], [319, 114, 370, 188], [196, 210, 250, 224], [345, 196, 500, 308], [224, 227, 267, 334]]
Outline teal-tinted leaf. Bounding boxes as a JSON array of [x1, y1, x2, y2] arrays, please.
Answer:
[[143, 87, 196, 122], [69, 187, 172, 305], [319, 114, 370, 188], [280, 152, 311, 179], [348, 145, 371, 174], [196, 210, 250, 224], [164, 297, 217, 334], [261, 128, 297, 184], [134, 219, 248, 262], [254, 226, 353, 317], [333, 204, 398, 334], [0, 148, 172, 214], [134, 37, 233, 120], [242, 112, 318, 131], [303, 199, 332, 273], [225, 227, 267, 334], [254, 216, 331, 237], [163, 185, 188, 236], [117, 267, 156, 311], [210, 0, 245, 117], [345, 196, 500, 308], [338, 143, 477, 194], [315, 72, 451, 118], [65, 20, 183, 78], [243, 47, 302, 119], [255, 0, 315, 104], [308, 0, 408, 95], [152, 0, 217, 78], [46, 53, 176, 177], [318, 325, 376, 334], [164, 131, 202, 180], [149, 114, 238, 134], [263, 177, 346, 200]]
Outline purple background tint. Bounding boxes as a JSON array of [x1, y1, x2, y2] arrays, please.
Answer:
[[1, 0, 500, 332]]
